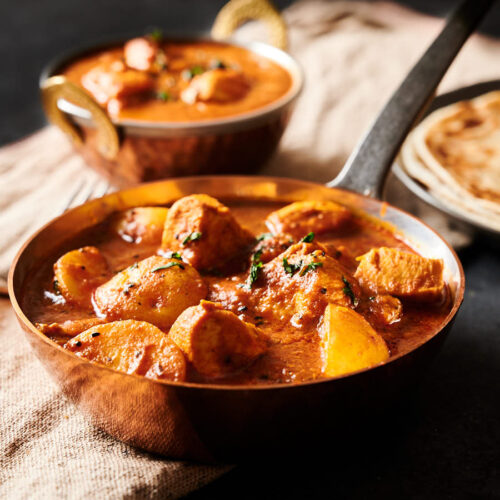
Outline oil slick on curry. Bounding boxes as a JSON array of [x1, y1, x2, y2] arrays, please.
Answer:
[[62, 31, 292, 122], [24, 195, 451, 385]]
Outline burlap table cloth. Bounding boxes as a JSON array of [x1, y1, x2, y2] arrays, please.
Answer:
[[2, 1, 500, 498]]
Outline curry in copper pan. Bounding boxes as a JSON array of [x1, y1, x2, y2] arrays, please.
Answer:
[[22, 195, 451, 385]]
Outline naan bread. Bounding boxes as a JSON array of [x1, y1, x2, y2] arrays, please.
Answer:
[[398, 91, 500, 230]]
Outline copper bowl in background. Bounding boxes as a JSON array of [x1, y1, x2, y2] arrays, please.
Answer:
[[38, 0, 303, 187], [8, 177, 464, 462]]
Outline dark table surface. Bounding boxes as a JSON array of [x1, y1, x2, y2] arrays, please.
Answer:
[[2, 1, 499, 498]]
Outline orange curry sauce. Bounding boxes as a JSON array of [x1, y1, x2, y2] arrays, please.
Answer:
[[22, 199, 452, 386], [62, 40, 293, 122]]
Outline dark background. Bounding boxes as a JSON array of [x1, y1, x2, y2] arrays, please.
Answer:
[[2, 1, 499, 499], [2, 0, 500, 146]]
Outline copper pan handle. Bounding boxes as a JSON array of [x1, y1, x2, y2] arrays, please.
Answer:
[[329, 0, 494, 199], [41, 75, 120, 160], [211, 0, 287, 51]]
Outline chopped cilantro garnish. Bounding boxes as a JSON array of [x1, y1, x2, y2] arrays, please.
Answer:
[[182, 231, 202, 245], [149, 28, 163, 42], [166, 251, 183, 261], [156, 91, 170, 101], [300, 261, 323, 276], [247, 249, 263, 288], [301, 232, 315, 243], [342, 275, 358, 306], [182, 66, 205, 80], [191, 65, 204, 76], [151, 262, 185, 272], [282, 257, 301, 276], [53, 279, 61, 295]]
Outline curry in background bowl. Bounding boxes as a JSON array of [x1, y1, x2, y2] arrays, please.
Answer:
[[40, 2, 302, 186]]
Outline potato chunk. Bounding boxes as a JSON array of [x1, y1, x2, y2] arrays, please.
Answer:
[[258, 242, 362, 331], [181, 69, 250, 104], [321, 304, 389, 377], [161, 194, 254, 270], [169, 301, 266, 378], [112, 207, 168, 245], [354, 247, 445, 301], [93, 255, 207, 330], [64, 320, 186, 381], [265, 200, 352, 239], [124, 37, 160, 71], [54, 246, 111, 308]]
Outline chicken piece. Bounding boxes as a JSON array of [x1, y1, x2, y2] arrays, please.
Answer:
[[320, 304, 389, 377], [181, 69, 250, 104], [64, 320, 186, 381], [112, 207, 169, 245], [93, 255, 207, 330], [53, 246, 111, 308], [124, 37, 160, 71], [257, 242, 362, 332], [81, 61, 154, 109], [169, 301, 266, 378], [252, 233, 295, 263], [368, 295, 403, 326], [354, 247, 445, 301], [37, 318, 106, 338], [265, 200, 352, 239], [161, 194, 254, 270]]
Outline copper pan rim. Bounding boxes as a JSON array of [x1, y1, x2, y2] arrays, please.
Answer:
[[8, 175, 465, 391]]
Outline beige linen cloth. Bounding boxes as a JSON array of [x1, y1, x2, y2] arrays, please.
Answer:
[[2, 1, 500, 498]]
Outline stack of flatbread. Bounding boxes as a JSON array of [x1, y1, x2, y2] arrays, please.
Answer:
[[399, 91, 500, 231]]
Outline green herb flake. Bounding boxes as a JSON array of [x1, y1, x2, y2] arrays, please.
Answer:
[[156, 91, 170, 101], [282, 257, 301, 277], [151, 262, 185, 273], [301, 232, 315, 243], [247, 249, 264, 288], [129, 262, 139, 270], [368, 296, 376, 301], [191, 65, 204, 76], [166, 251, 183, 261], [342, 275, 358, 306], [182, 231, 202, 245], [182, 66, 205, 81], [53, 280, 61, 295], [300, 261, 323, 276], [256, 232, 273, 242], [149, 28, 163, 42]]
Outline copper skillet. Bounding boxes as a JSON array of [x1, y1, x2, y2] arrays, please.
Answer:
[[7, 0, 492, 462]]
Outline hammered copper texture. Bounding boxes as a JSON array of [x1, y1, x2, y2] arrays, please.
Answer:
[[76, 115, 288, 186]]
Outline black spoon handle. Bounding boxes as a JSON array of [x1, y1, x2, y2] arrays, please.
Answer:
[[328, 0, 495, 198]]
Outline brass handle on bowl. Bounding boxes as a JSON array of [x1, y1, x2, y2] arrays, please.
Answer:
[[211, 0, 287, 51], [41, 75, 120, 160]]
